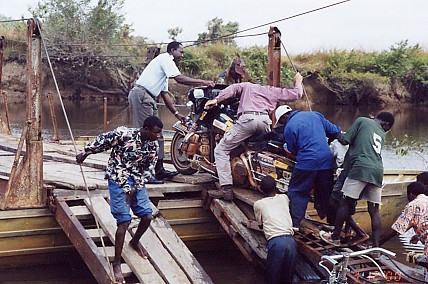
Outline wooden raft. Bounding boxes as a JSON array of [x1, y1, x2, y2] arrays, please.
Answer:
[[208, 187, 426, 284], [55, 195, 213, 284]]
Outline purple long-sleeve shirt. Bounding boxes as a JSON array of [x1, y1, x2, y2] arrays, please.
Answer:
[[215, 82, 303, 115]]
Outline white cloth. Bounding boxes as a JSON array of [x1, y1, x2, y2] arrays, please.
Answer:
[[330, 139, 349, 168], [135, 53, 181, 97], [254, 194, 294, 241]]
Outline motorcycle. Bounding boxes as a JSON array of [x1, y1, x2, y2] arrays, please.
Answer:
[[171, 85, 295, 193]]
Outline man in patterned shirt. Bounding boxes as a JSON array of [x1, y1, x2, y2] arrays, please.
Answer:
[[381, 181, 428, 256], [76, 116, 163, 284]]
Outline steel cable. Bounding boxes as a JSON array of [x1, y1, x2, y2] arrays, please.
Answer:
[[279, 40, 312, 111], [34, 19, 115, 280]]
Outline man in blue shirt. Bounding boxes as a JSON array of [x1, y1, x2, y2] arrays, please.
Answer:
[[275, 106, 342, 227]]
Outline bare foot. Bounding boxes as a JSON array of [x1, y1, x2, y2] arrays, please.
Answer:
[[113, 263, 126, 284], [129, 240, 148, 259]]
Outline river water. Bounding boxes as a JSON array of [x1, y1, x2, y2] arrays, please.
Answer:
[[0, 99, 427, 283]]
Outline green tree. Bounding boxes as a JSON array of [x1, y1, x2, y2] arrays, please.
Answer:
[[29, 0, 144, 96], [167, 27, 183, 41], [197, 17, 239, 45]]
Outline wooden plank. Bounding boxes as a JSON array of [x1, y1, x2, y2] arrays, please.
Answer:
[[294, 254, 322, 282], [69, 205, 92, 220], [157, 199, 204, 209], [213, 199, 267, 260], [210, 201, 254, 262], [233, 187, 263, 206], [0, 245, 74, 257], [149, 203, 214, 284], [129, 224, 191, 284], [85, 196, 165, 284], [55, 200, 113, 284], [121, 263, 134, 278], [86, 228, 107, 241], [98, 246, 115, 261]]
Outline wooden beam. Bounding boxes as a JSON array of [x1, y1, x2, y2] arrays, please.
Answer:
[[55, 200, 113, 284], [84, 196, 165, 284]]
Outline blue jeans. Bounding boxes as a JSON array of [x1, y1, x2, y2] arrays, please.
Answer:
[[287, 168, 334, 227], [266, 235, 297, 284], [108, 178, 152, 225]]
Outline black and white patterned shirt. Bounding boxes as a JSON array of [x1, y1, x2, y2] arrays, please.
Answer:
[[83, 126, 158, 193]]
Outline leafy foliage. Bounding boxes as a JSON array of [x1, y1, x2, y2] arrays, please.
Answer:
[[0, 15, 27, 58], [27, 0, 146, 95], [167, 27, 183, 41], [313, 42, 428, 105], [197, 17, 239, 45]]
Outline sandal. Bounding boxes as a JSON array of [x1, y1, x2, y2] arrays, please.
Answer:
[[320, 230, 341, 246]]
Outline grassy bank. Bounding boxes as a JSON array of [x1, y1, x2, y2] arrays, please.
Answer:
[[179, 41, 428, 106], [1, 17, 427, 106]]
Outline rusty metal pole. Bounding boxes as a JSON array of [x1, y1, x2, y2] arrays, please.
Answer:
[[0, 36, 11, 135], [103, 97, 107, 132], [48, 92, 60, 142], [0, 18, 45, 209], [0, 36, 3, 91], [0, 36, 4, 90], [267, 27, 282, 87], [2, 93, 11, 135]]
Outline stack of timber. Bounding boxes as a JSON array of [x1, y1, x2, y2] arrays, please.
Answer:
[[55, 194, 212, 284], [207, 187, 427, 283]]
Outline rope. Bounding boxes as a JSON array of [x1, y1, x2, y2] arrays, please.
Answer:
[[187, 0, 352, 47], [0, 0, 351, 49], [236, 0, 351, 36], [35, 19, 115, 280], [280, 39, 312, 111]]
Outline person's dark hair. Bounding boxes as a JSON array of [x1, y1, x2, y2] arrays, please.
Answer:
[[416, 172, 428, 185], [376, 112, 395, 127], [143, 116, 163, 130], [407, 181, 427, 196], [167, 41, 182, 53], [260, 176, 276, 195]]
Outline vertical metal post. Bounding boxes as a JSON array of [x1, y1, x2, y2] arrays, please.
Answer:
[[0, 36, 4, 88], [267, 27, 281, 87], [0, 36, 11, 134], [103, 97, 107, 132], [2, 93, 11, 135], [48, 92, 60, 142], [0, 18, 45, 209]]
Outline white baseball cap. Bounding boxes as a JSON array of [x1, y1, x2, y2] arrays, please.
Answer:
[[274, 105, 293, 126]]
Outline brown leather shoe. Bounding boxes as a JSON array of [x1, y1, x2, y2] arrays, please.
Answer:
[[209, 185, 233, 201]]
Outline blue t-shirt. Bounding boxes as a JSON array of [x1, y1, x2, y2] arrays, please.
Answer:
[[283, 111, 341, 170]]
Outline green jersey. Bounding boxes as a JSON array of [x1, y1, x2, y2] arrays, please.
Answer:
[[343, 117, 386, 187]]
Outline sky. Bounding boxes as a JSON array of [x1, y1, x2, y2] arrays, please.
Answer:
[[1, 0, 427, 54]]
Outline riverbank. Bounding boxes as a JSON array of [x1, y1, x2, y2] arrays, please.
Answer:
[[1, 40, 427, 107]]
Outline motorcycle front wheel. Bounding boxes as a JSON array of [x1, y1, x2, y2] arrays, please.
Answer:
[[171, 132, 198, 175]]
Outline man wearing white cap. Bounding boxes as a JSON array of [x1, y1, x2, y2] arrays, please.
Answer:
[[204, 73, 304, 201], [275, 107, 342, 228]]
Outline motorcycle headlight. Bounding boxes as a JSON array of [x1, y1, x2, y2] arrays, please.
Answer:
[[186, 101, 194, 111]]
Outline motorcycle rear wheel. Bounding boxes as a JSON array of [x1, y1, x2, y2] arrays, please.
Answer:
[[171, 132, 198, 175]]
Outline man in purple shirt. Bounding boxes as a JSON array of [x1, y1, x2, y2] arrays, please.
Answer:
[[204, 73, 303, 201]]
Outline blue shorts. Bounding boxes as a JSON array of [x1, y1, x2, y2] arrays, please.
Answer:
[[108, 178, 152, 225]]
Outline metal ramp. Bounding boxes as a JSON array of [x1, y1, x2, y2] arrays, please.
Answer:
[[55, 194, 213, 284], [207, 187, 426, 284]]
